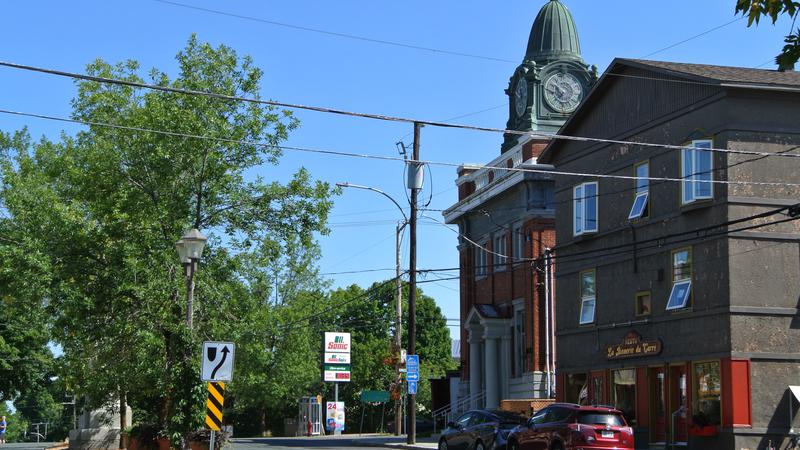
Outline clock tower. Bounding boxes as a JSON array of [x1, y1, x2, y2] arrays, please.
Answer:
[[502, 0, 596, 151]]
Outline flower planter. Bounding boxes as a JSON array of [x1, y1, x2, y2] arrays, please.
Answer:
[[188, 441, 208, 450], [156, 437, 172, 450], [689, 425, 718, 437], [125, 436, 138, 450]]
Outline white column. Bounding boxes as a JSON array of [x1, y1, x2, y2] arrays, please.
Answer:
[[469, 328, 482, 409], [500, 335, 512, 400], [484, 336, 499, 409]]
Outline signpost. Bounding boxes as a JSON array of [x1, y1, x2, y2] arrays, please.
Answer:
[[323, 332, 351, 435], [202, 342, 235, 382], [407, 355, 419, 395], [406, 355, 419, 381], [202, 342, 235, 450]]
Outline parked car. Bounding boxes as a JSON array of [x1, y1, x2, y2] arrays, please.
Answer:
[[507, 403, 634, 450], [438, 409, 528, 450]]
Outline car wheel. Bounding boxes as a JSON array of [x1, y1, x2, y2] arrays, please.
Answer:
[[474, 441, 485, 450], [438, 439, 448, 450]]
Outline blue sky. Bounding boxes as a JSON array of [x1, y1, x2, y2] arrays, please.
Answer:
[[0, 0, 794, 338]]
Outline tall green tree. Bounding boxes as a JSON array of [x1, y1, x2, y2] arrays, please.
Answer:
[[0, 35, 334, 444], [736, 0, 800, 69], [325, 280, 454, 432]]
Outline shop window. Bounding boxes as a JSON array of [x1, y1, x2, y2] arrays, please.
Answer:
[[475, 242, 488, 277], [667, 248, 692, 310], [591, 375, 605, 405], [573, 182, 598, 235], [693, 361, 721, 426], [579, 269, 596, 325], [635, 291, 651, 316], [612, 369, 637, 426], [493, 234, 507, 271], [566, 373, 589, 405], [629, 161, 650, 220], [681, 140, 713, 205]]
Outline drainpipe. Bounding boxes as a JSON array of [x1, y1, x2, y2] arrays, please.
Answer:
[[543, 248, 552, 398], [549, 249, 556, 397]]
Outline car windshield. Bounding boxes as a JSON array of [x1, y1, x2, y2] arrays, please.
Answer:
[[577, 412, 625, 427]]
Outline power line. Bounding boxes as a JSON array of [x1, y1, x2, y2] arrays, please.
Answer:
[[415, 202, 798, 268], [2, 60, 799, 162], [641, 17, 746, 58], [153, 0, 518, 64], [433, 143, 800, 218], [3, 108, 799, 190]]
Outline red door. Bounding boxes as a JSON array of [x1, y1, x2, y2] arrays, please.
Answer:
[[650, 367, 667, 443], [670, 365, 689, 443]]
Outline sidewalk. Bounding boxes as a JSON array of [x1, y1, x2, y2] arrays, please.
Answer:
[[353, 434, 438, 449]]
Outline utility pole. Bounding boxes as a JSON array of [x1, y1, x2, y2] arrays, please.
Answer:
[[407, 122, 422, 445]]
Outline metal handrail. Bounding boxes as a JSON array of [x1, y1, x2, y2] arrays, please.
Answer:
[[432, 390, 486, 433]]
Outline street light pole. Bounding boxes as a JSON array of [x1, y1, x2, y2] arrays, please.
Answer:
[[336, 182, 408, 435], [175, 229, 208, 330]]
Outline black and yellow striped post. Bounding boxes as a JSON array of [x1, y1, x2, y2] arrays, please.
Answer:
[[205, 382, 225, 431]]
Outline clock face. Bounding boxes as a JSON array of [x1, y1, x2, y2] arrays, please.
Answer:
[[514, 78, 528, 117], [543, 72, 583, 113]]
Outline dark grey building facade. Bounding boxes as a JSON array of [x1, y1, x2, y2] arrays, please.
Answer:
[[540, 59, 800, 449]]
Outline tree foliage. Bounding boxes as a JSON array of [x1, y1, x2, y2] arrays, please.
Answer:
[[0, 35, 334, 443], [736, 0, 800, 69]]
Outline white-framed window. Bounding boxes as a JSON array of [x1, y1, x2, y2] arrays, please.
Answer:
[[512, 225, 524, 263], [666, 248, 692, 310], [579, 269, 596, 325], [513, 305, 525, 376], [574, 182, 598, 235], [629, 161, 649, 220], [493, 234, 507, 271], [475, 172, 490, 190], [681, 140, 713, 205], [475, 242, 488, 277]]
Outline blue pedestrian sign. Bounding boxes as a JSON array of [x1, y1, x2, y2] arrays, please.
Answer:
[[408, 380, 417, 395], [406, 354, 419, 382]]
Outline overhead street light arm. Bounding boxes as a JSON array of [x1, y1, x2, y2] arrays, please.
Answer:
[[336, 182, 409, 223]]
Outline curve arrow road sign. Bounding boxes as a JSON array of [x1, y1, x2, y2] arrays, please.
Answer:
[[202, 341, 235, 382]]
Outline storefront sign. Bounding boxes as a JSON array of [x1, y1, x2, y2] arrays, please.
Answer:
[[606, 331, 662, 360], [324, 332, 351, 353], [326, 401, 345, 432], [323, 332, 351, 382], [324, 352, 351, 364]]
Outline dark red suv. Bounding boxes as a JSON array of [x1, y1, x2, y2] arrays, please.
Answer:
[[507, 403, 634, 450]]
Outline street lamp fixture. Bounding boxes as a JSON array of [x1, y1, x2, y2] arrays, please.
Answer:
[[175, 228, 207, 330]]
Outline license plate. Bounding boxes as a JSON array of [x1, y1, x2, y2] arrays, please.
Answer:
[[601, 430, 614, 438]]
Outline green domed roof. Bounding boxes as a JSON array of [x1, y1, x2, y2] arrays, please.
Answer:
[[525, 0, 582, 63]]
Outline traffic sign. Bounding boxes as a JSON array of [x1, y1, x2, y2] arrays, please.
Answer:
[[202, 341, 235, 382], [205, 381, 225, 431], [408, 380, 417, 395], [406, 354, 419, 382]]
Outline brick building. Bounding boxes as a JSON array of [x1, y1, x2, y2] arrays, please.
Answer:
[[442, 0, 595, 413]]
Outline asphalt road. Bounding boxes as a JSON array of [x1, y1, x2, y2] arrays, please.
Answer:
[[232, 436, 390, 450]]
